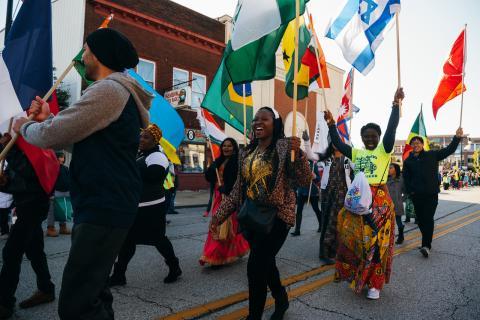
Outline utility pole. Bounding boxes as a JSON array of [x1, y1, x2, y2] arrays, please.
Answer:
[[4, 0, 14, 42]]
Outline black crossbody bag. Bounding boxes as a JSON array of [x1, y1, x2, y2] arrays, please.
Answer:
[[237, 149, 278, 234]]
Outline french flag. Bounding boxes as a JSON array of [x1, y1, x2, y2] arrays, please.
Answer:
[[0, 0, 59, 194]]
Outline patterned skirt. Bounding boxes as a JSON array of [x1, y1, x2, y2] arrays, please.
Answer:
[[334, 185, 395, 293], [199, 187, 250, 266]]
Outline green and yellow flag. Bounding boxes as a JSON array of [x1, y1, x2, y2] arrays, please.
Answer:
[[282, 17, 311, 100], [403, 108, 430, 161]]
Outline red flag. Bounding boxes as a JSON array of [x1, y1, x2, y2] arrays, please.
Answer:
[[17, 91, 60, 194], [432, 29, 466, 119], [303, 14, 330, 89], [301, 46, 330, 88], [336, 69, 354, 143]]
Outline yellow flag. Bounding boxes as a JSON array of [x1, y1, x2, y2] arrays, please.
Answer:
[[282, 17, 310, 89]]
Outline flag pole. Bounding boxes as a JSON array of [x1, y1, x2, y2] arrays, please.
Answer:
[[291, 0, 301, 162], [199, 105, 222, 187], [348, 69, 355, 141], [0, 61, 75, 162], [395, 13, 403, 117], [242, 83, 248, 146], [459, 24, 467, 128], [0, 118, 14, 175]]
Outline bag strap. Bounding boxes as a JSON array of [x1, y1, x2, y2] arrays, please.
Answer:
[[369, 161, 390, 211]]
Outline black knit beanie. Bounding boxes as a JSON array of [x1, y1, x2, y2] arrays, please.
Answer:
[[86, 28, 139, 72]]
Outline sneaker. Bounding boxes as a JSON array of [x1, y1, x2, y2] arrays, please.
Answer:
[[46, 226, 58, 237], [59, 223, 71, 235], [366, 288, 380, 300], [164, 259, 182, 284], [290, 231, 300, 237], [19, 291, 55, 309], [420, 247, 430, 258], [319, 256, 336, 266], [0, 304, 13, 319], [202, 211, 209, 217]]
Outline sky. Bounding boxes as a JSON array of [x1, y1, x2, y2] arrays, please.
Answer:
[[169, 0, 480, 146], [1, 0, 479, 146]]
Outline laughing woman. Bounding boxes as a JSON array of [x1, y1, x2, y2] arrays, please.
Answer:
[[211, 107, 311, 320], [200, 138, 249, 266], [324, 88, 404, 300]]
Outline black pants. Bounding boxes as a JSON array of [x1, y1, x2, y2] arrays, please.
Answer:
[[411, 194, 438, 249], [114, 203, 177, 275], [245, 219, 289, 319], [294, 195, 321, 233], [0, 207, 10, 235], [395, 215, 404, 230], [58, 223, 128, 320], [0, 198, 54, 308]]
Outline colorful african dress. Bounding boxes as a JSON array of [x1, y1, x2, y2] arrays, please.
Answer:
[[335, 143, 396, 292], [200, 164, 249, 266], [321, 156, 348, 257]]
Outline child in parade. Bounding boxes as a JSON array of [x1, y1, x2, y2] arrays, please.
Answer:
[[387, 163, 405, 244]]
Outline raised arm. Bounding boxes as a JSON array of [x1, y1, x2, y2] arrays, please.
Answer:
[[434, 128, 463, 161], [302, 131, 320, 161], [383, 88, 404, 153], [324, 110, 352, 159]]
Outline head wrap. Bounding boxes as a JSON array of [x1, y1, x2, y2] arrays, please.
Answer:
[[143, 124, 162, 144], [86, 28, 139, 72]]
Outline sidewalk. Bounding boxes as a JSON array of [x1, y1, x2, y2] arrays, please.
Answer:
[[174, 189, 210, 208]]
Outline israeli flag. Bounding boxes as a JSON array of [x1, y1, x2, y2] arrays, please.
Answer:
[[325, 0, 401, 75]]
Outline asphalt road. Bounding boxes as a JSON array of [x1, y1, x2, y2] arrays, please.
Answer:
[[2, 188, 480, 320]]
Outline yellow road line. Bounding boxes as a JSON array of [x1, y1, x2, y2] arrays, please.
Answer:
[[158, 210, 480, 320], [217, 214, 480, 320]]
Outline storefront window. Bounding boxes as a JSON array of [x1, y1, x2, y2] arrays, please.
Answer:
[[178, 143, 206, 173]]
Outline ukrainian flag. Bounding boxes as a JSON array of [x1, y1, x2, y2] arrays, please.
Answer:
[[128, 70, 184, 164]]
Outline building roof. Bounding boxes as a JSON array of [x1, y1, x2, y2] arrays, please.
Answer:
[[103, 0, 225, 42]]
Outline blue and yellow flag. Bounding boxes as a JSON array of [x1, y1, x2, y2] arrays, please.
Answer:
[[128, 70, 184, 164]]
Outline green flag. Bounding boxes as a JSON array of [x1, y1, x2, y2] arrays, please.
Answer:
[[224, 0, 309, 84]]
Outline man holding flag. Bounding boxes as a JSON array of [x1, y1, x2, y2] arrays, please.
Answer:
[[13, 28, 151, 319]]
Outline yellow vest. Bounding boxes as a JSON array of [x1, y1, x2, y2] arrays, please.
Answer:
[[163, 172, 174, 190]]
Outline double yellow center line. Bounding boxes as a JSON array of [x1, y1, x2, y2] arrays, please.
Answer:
[[158, 209, 480, 320]]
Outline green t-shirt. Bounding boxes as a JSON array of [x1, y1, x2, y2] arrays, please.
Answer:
[[351, 143, 391, 185]]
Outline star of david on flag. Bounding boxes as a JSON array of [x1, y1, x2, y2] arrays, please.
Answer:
[[325, 0, 401, 75]]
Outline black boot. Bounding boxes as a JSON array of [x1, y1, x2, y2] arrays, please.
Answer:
[[108, 265, 127, 287], [319, 245, 335, 265], [164, 258, 182, 283], [270, 288, 289, 320], [396, 226, 404, 244]]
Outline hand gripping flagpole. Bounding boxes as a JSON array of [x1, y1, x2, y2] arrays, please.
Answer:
[[459, 24, 467, 128], [291, 0, 301, 162], [0, 61, 75, 163], [395, 13, 403, 117], [0, 14, 114, 164]]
